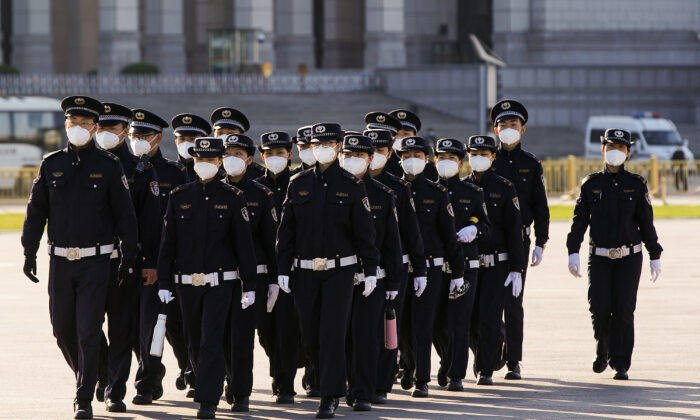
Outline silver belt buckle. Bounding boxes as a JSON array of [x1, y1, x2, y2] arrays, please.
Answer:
[[313, 258, 327, 271], [192, 273, 205, 286], [478, 255, 486, 267], [66, 247, 81, 261], [608, 248, 622, 259]]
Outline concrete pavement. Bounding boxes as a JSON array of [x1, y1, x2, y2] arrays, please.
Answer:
[[1, 220, 699, 419]]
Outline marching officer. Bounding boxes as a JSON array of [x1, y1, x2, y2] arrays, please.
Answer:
[[566, 128, 662, 380], [432, 138, 491, 391], [364, 128, 426, 403], [157, 137, 257, 419], [221, 133, 278, 411], [255, 131, 305, 402], [395, 136, 465, 398], [145, 112, 194, 396], [22, 95, 139, 419], [490, 99, 550, 380], [291, 125, 316, 176], [276, 122, 379, 418], [385, 109, 439, 181], [172, 113, 212, 181], [211, 107, 266, 179], [464, 135, 525, 386], [94, 102, 162, 412]]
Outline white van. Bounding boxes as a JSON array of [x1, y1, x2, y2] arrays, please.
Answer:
[[584, 114, 694, 161]]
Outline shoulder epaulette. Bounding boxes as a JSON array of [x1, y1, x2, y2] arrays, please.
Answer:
[[252, 180, 273, 196], [342, 170, 362, 184], [626, 172, 647, 185], [290, 168, 312, 182], [461, 179, 483, 192], [386, 172, 410, 187], [164, 159, 187, 172], [220, 181, 243, 195], [581, 172, 603, 185], [494, 175, 513, 187], [521, 149, 541, 163], [371, 178, 394, 196], [96, 148, 119, 162], [170, 183, 192, 195], [252, 161, 265, 170], [426, 178, 447, 192], [43, 149, 63, 160]]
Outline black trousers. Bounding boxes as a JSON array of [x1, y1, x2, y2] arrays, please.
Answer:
[[48, 255, 110, 401], [504, 235, 530, 362], [178, 283, 232, 404], [224, 278, 260, 398], [347, 278, 386, 402], [134, 283, 164, 395], [294, 266, 355, 398], [166, 288, 195, 388], [272, 275, 301, 395], [402, 266, 443, 385], [472, 261, 509, 377], [433, 267, 479, 380], [588, 253, 642, 371], [253, 276, 275, 391], [375, 263, 408, 393]]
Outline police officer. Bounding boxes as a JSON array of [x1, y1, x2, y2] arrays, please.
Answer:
[[211, 107, 266, 179], [339, 134, 402, 411], [395, 136, 464, 397], [220, 133, 278, 411], [385, 109, 439, 181], [566, 128, 662, 380], [144, 111, 194, 396], [22, 95, 138, 419], [364, 128, 426, 403], [255, 131, 305, 403], [490, 99, 550, 380], [94, 102, 162, 412], [158, 137, 257, 419], [464, 135, 525, 385], [172, 113, 212, 181], [276, 122, 379, 418], [291, 125, 317, 177], [432, 138, 491, 391]]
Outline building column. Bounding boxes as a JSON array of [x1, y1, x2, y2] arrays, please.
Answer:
[[141, 0, 185, 73], [11, 0, 53, 72], [364, 0, 406, 68], [98, 0, 140, 74], [274, 0, 314, 70], [234, 0, 275, 67]]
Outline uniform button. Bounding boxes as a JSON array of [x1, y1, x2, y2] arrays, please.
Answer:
[[324, 183, 327, 187], [373, 215, 376, 219], [509, 160, 513, 163], [219, 215, 223, 218], [205, 197, 209, 200], [339, 200, 343, 203], [93, 184, 97, 188], [162, 193, 166, 196], [522, 178, 526, 182]]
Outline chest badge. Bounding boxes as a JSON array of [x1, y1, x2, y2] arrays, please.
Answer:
[[150, 181, 159, 196]]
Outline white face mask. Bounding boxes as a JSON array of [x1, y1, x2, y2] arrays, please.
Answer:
[[95, 130, 122, 150], [340, 156, 369, 176], [312, 145, 337, 164], [223, 156, 246, 176], [369, 152, 388, 170], [299, 148, 316, 166], [605, 149, 627, 167], [177, 141, 194, 160], [391, 138, 402, 151], [401, 157, 426, 176], [194, 161, 219, 180], [437, 159, 459, 178], [66, 125, 92, 147], [498, 128, 521, 145], [130, 138, 152, 157], [265, 156, 288, 174], [469, 155, 492, 172]]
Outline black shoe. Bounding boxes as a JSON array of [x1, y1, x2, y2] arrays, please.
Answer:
[[231, 395, 249, 412], [271, 380, 279, 396], [175, 370, 186, 390], [345, 392, 354, 407], [437, 367, 447, 387], [132, 393, 152, 405], [396, 369, 404, 380], [196, 402, 217, 419], [275, 393, 294, 404], [186, 386, 195, 399], [400, 371, 414, 390], [372, 392, 387, 405], [353, 400, 371, 411], [315, 397, 339, 419], [593, 356, 608, 373], [105, 398, 126, 413], [306, 387, 320, 398], [613, 369, 629, 380], [95, 385, 105, 402], [73, 399, 92, 419], [152, 365, 166, 400], [411, 383, 429, 398], [504, 362, 522, 380], [225, 384, 233, 405], [447, 379, 464, 391], [476, 374, 493, 385]]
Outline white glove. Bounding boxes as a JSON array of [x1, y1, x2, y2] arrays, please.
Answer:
[[456, 225, 478, 243], [278, 275, 290, 293], [504, 272, 522, 298], [449, 277, 464, 293], [363, 275, 377, 297], [158, 289, 174, 304], [414, 276, 427, 297], [386, 290, 398, 300], [531, 246, 544, 267], [241, 291, 255, 309], [650, 259, 661, 282], [568, 253, 582, 278], [267, 284, 280, 312]]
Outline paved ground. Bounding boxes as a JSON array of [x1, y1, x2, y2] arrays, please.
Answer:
[[1, 220, 699, 419]]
